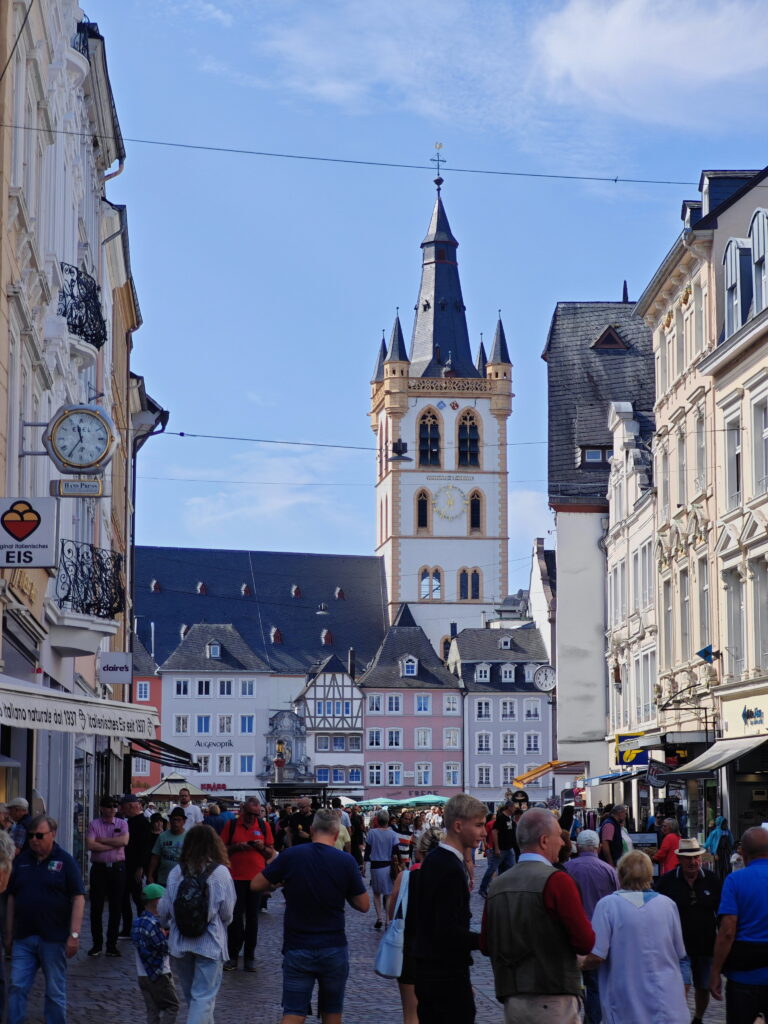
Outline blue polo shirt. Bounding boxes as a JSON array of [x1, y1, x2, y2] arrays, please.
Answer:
[[719, 857, 768, 984], [8, 842, 85, 943]]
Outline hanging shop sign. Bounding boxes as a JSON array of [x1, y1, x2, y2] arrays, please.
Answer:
[[616, 733, 650, 766], [645, 759, 668, 789], [0, 680, 157, 737], [50, 479, 106, 498], [96, 652, 133, 686], [0, 498, 59, 567]]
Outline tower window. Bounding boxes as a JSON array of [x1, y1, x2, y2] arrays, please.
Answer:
[[419, 410, 441, 467], [416, 490, 430, 531], [459, 568, 482, 601], [419, 566, 443, 601], [458, 411, 480, 467], [469, 491, 483, 533]]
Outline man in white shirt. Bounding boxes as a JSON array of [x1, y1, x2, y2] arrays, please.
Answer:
[[177, 789, 203, 831]]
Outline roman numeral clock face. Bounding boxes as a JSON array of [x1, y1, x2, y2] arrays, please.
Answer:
[[43, 405, 116, 473]]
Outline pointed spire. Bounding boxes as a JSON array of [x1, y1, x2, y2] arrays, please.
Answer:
[[408, 185, 478, 378], [385, 314, 409, 363], [488, 316, 511, 364], [371, 334, 387, 382], [476, 339, 487, 377]]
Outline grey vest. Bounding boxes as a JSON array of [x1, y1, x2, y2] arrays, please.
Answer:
[[486, 859, 583, 999]]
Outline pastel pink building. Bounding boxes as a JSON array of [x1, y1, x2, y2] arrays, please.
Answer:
[[358, 605, 463, 801]]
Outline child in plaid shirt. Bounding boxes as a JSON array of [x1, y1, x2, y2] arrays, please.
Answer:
[[131, 883, 180, 1023]]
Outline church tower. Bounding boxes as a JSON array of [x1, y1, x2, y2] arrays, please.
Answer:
[[370, 178, 513, 655]]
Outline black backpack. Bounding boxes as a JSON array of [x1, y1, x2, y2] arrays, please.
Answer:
[[173, 864, 216, 938]]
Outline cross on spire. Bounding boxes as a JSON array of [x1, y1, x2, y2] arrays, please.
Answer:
[[431, 143, 445, 192]]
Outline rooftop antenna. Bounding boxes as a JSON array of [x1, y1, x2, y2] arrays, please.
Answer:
[[431, 142, 445, 192]]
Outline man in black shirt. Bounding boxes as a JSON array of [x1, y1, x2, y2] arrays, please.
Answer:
[[493, 801, 517, 874], [119, 795, 154, 937], [655, 837, 721, 1024], [286, 797, 314, 846]]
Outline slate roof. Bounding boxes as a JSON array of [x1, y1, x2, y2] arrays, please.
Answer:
[[385, 315, 409, 363], [131, 635, 157, 676], [134, 547, 388, 675], [408, 189, 480, 379], [160, 623, 270, 672], [357, 604, 459, 690], [488, 318, 511, 364], [453, 624, 548, 693], [371, 338, 386, 382], [542, 303, 654, 508], [475, 341, 487, 377]]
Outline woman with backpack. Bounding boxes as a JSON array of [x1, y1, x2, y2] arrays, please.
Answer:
[[158, 825, 235, 1024]]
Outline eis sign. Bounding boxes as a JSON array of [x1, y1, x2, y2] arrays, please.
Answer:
[[0, 498, 59, 567]]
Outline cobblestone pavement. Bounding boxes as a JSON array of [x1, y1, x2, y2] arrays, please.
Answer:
[[20, 856, 726, 1023]]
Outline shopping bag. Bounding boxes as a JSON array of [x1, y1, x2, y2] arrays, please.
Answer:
[[374, 869, 410, 979]]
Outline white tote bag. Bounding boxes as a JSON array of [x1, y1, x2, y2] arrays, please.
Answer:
[[374, 868, 410, 980]]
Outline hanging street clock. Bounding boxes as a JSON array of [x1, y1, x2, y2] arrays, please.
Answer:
[[42, 405, 117, 475]]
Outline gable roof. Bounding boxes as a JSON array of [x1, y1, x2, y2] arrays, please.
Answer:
[[134, 546, 388, 675], [543, 302, 653, 509], [453, 624, 548, 692], [358, 608, 458, 690], [131, 635, 157, 676], [160, 623, 269, 672]]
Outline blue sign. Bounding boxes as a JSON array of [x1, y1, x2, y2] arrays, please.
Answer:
[[742, 706, 765, 727], [616, 734, 650, 766]]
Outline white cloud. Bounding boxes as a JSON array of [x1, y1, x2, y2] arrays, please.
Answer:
[[184, 1, 234, 28]]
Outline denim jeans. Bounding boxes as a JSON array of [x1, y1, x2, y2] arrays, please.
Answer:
[[583, 969, 602, 1023], [282, 946, 349, 1016], [479, 852, 500, 895], [8, 935, 68, 1024], [497, 849, 516, 875], [172, 952, 223, 1024]]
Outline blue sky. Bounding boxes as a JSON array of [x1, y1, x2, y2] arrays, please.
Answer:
[[94, 0, 768, 591]]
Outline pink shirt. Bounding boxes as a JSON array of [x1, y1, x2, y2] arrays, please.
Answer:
[[87, 816, 128, 864]]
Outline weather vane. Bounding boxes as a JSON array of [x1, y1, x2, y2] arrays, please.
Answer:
[[431, 142, 445, 191]]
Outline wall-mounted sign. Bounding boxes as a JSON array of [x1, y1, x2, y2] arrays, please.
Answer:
[[50, 479, 106, 498], [201, 782, 227, 792], [645, 759, 667, 789], [743, 706, 765, 727], [616, 733, 650, 766], [0, 497, 58, 567], [96, 653, 133, 686], [0, 680, 157, 737]]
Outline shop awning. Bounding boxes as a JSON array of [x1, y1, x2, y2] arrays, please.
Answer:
[[0, 678, 158, 739], [131, 736, 197, 771], [617, 733, 663, 753], [513, 761, 584, 787], [667, 735, 768, 778], [581, 766, 645, 786]]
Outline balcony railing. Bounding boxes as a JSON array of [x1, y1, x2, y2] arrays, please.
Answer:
[[727, 490, 742, 511], [57, 263, 107, 349], [55, 540, 124, 619], [72, 24, 90, 60]]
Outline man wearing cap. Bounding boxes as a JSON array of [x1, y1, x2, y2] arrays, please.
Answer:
[[654, 837, 720, 1024], [148, 808, 187, 886], [7, 799, 31, 856], [120, 795, 155, 938], [86, 796, 129, 957], [131, 882, 179, 1024], [6, 813, 85, 1024]]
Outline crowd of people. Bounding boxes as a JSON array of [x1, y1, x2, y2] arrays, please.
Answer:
[[0, 786, 765, 1024]]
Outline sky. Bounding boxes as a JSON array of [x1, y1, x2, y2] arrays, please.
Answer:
[[92, 0, 768, 592]]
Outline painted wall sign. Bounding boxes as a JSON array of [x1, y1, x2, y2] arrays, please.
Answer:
[[0, 497, 58, 567], [742, 707, 765, 727]]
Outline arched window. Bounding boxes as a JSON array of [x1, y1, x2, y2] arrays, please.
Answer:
[[416, 489, 430, 532], [441, 636, 451, 661], [432, 569, 441, 599], [458, 411, 480, 467], [420, 568, 431, 600], [458, 567, 482, 601], [418, 409, 441, 466], [419, 566, 443, 601], [749, 209, 768, 315], [469, 490, 483, 534], [459, 570, 468, 600], [471, 569, 481, 600]]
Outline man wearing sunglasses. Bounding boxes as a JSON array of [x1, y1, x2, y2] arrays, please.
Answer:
[[5, 814, 85, 1024], [86, 796, 128, 957]]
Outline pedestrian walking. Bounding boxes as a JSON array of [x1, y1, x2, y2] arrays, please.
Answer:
[[7, 798, 31, 856], [710, 825, 768, 1023], [148, 807, 187, 885], [483, 807, 595, 1024], [584, 851, 688, 1024], [705, 815, 735, 879], [655, 837, 721, 1024], [365, 810, 402, 929], [652, 818, 681, 875], [252, 806, 369, 1024], [177, 788, 203, 831], [221, 795, 274, 972], [86, 795, 128, 957], [5, 814, 85, 1024], [157, 825, 235, 1024], [409, 793, 487, 1024], [131, 882, 180, 1024], [598, 804, 628, 867], [564, 829, 619, 1024], [121, 793, 155, 937], [286, 797, 314, 846]]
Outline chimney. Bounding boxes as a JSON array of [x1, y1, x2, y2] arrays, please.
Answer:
[[481, 611, 487, 628], [347, 647, 356, 680]]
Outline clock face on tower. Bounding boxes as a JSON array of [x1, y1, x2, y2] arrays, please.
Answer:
[[42, 405, 116, 474], [433, 484, 466, 520]]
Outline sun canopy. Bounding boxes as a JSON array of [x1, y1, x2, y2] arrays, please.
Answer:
[[667, 736, 768, 779], [136, 771, 208, 799]]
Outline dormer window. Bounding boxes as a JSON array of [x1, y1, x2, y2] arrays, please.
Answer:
[[241, 583, 252, 596], [401, 656, 418, 678], [207, 642, 221, 660], [196, 581, 207, 595], [335, 587, 345, 600], [150, 579, 161, 593], [524, 663, 536, 683], [320, 629, 333, 646], [291, 584, 302, 598], [475, 663, 490, 683], [501, 665, 515, 683], [180, 624, 189, 639], [749, 209, 768, 315], [723, 237, 753, 338], [270, 627, 283, 645], [498, 636, 512, 650]]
